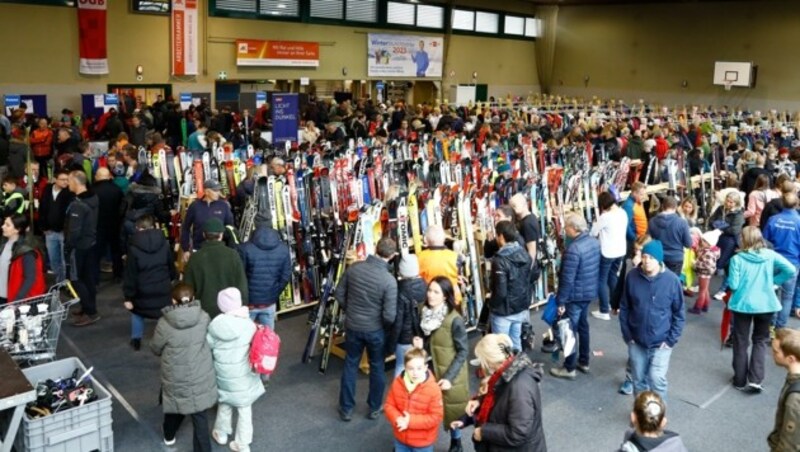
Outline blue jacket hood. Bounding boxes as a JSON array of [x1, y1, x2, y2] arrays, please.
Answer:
[[251, 225, 283, 251], [648, 212, 692, 261]]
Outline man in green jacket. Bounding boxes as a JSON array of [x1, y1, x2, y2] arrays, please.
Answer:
[[769, 327, 800, 452], [184, 218, 248, 317]]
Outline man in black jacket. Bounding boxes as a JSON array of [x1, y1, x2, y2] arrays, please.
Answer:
[[65, 170, 100, 326], [93, 167, 124, 281], [39, 168, 73, 282], [490, 221, 533, 352], [335, 237, 398, 422]]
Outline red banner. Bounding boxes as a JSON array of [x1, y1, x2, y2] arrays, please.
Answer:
[[172, 0, 198, 76], [77, 0, 108, 75]]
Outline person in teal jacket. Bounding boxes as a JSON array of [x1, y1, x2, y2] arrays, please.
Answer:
[[207, 287, 265, 452], [727, 226, 796, 393]]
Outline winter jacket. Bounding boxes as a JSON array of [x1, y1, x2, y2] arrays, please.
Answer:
[[180, 198, 235, 252], [428, 308, 469, 426], [478, 354, 547, 452], [767, 373, 800, 452], [183, 240, 249, 317], [239, 225, 291, 306], [93, 179, 124, 238], [123, 229, 176, 319], [384, 371, 443, 448], [206, 313, 265, 407], [557, 232, 601, 305], [418, 246, 462, 304], [150, 301, 218, 415], [29, 128, 53, 158], [709, 207, 745, 246], [627, 136, 645, 160], [620, 267, 685, 349], [129, 124, 147, 148], [727, 249, 795, 315], [654, 137, 669, 161], [763, 209, 800, 266], [0, 135, 8, 167], [39, 184, 75, 232], [693, 246, 720, 277], [490, 242, 532, 316], [2, 236, 46, 302], [740, 167, 771, 199], [746, 189, 780, 227], [64, 190, 98, 253], [124, 182, 171, 225], [618, 430, 688, 452], [334, 254, 398, 333], [3, 188, 27, 217], [391, 277, 427, 347], [647, 213, 692, 264], [761, 198, 787, 233], [8, 140, 28, 179], [622, 198, 648, 241]]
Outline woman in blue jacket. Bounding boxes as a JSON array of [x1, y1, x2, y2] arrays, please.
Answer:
[[727, 226, 796, 393]]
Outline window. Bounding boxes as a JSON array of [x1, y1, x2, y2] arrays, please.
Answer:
[[259, 0, 299, 16], [346, 0, 376, 22], [387, 1, 415, 25], [525, 17, 540, 37], [216, 0, 257, 13], [416, 4, 443, 29], [504, 15, 524, 35], [310, 0, 343, 19], [475, 11, 498, 34], [452, 9, 474, 31], [132, 0, 170, 14]]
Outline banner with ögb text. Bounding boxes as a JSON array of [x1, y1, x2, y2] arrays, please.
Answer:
[[172, 0, 198, 76], [77, 0, 108, 75]]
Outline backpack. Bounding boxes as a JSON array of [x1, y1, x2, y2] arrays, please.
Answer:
[[249, 325, 281, 375]]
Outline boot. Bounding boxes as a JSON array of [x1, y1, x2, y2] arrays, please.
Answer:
[[448, 437, 463, 452]]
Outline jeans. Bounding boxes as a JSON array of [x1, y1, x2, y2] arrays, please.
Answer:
[[163, 411, 211, 452], [598, 256, 624, 313], [69, 247, 98, 316], [564, 301, 591, 372], [131, 313, 145, 339], [249, 304, 276, 330], [490, 310, 530, 352], [45, 231, 65, 283], [214, 403, 253, 449], [775, 269, 800, 328], [339, 328, 386, 414], [394, 343, 413, 378], [395, 440, 433, 452], [732, 312, 773, 387], [628, 342, 673, 401]]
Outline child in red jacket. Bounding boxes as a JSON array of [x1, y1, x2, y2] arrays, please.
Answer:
[[384, 348, 443, 452]]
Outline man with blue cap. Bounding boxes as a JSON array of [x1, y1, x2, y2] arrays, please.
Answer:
[[619, 239, 686, 401]]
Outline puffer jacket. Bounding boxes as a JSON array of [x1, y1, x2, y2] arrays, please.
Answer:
[[556, 232, 601, 305], [618, 430, 688, 452], [206, 312, 265, 407], [620, 267, 685, 349], [709, 207, 745, 246], [693, 246, 720, 277], [239, 225, 291, 306], [123, 229, 176, 319], [384, 371, 443, 448], [490, 242, 532, 316], [727, 249, 795, 314], [478, 354, 547, 452], [334, 255, 398, 333], [391, 277, 427, 348], [150, 301, 218, 415]]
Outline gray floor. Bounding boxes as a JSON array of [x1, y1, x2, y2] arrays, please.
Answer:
[[53, 275, 799, 452]]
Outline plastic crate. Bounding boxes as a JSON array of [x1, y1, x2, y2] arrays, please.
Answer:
[[15, 357, 113, 452]]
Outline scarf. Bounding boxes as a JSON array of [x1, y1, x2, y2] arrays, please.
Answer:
[[420, 303, 448, 336], [476, 356, 515, 426]]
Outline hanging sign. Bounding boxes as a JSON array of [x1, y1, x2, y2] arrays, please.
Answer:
[[77, 0, 109, 75], [236, 40, 319, 67], [271, 93, 299, 146], [367, 34, 444, 78], [172, 0, 198, 75]]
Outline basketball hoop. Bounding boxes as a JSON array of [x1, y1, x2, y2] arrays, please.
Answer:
[[724, 82, 732, 92]]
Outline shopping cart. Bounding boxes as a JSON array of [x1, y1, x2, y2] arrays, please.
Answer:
[[0, 282, 80, 365]]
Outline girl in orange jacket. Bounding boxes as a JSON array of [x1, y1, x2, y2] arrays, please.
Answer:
[[384, 347, 443, 452]]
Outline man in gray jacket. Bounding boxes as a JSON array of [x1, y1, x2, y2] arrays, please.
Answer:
[[335, 237, 398, 422]]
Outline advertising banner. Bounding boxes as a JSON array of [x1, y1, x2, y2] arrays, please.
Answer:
[[172, 0, 198, 76], [180, 93, 192, 110], [367, 34, 443, 78], [77, 0, 109, 75], [103, 93, 119, 113], [271, 93, 299, 146], [236, 40, 320, 67], [4, 95, 20, 116], [256, 92, 267, 109]]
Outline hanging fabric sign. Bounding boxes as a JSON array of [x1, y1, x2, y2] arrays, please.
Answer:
[[172, 0, 199, 76], [77, 0, 109, 75]]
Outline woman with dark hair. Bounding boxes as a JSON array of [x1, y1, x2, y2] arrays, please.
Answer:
[[744, 173, 779, 228], [618, 391, 687, 451], [413, 276, 469, 452], [0, 213, 45, 302]]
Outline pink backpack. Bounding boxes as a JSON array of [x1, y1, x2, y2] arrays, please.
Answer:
[[249, 325, 281, 375]]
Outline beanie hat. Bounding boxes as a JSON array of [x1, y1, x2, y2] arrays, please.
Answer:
[[203, 217, 225, 234], [641, 240, 664, 264], [497, 163, 511, 173], [701, 229, 722, 248], [398, 255, 420, 279], [217, 287, 246, 316]]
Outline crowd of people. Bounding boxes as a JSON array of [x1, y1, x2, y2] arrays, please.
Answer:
[[2, 94, 800, 452]]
